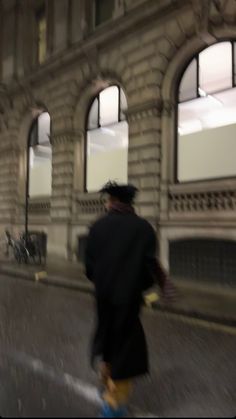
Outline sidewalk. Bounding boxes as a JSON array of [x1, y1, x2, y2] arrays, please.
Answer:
[[0, 256, 236, 327]]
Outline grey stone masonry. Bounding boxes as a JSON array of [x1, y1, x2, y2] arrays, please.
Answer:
[[0, 144, 19, 225], [127, 101, 161, 224], [50, 132, 75, 221], [1, 0, 236, 262]]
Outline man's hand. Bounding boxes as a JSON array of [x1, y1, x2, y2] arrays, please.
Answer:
[[162, 278, 178, 304]]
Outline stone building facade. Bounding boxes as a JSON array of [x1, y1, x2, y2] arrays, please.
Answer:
[[1, 0, 236, 286]]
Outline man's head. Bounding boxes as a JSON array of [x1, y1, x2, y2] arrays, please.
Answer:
[[100, 181, 138, 210]]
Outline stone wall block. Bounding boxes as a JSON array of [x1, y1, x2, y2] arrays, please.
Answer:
[[137, 190, 159, 204], [177, 10, 196, 37], [156, 37, 176, 58], [144, 70, 164, 87], [129, 131, 161, 148], [132, 60, 150, 77], [141, 27, 163, 45], [140, 175, 160, 189], [164, 19, 186, 47], [120, 37, 141, 55], [139, 146, 161, 161], [126, 43, 156, 65], [128, 150, 139, 163], [139, 116, 161, 132], [149, 55, 169, 72], [139, 204, 159, 219], [128, 160, 160, 176]]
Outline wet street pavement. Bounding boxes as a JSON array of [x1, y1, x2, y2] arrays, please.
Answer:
[[0, 274, 235, 418]]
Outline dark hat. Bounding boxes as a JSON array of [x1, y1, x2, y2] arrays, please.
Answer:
[[100, 181, 138, 204]]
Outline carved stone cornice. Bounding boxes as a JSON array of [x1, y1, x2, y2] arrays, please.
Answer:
[[126, 99, 163, 122], [192, 0, 217, 44], [51, 130, 83, 146]]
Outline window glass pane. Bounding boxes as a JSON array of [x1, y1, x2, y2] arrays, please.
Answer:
[[199, 42, 232, 94], [177, 87, 236, 181], [179, 58, 197, 102], [29, 143, 52, 197], [38, 112, 51, 145], [86, 120, 128, 192], [120, 88, 128, 121], [95, 0, 115, 26], [88, 98, 99, 129], [29, 120, 38, 147], [99, 86, 119, 126], [29, 112, 52, 197], [234, 42, 236, 85]]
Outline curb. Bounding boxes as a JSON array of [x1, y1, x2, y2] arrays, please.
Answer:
[[0, 266, 93, 293], [151, 302, 236, 328], [1, 266, 236, 327]]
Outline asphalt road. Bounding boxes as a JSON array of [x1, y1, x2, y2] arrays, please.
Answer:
[[0, 274, 235, 417]]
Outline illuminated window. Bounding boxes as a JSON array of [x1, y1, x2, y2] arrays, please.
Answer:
[[86, 86, 128, 192], [177, 41, 236, 182], [28, 112, 52, 197], [37, 7, 47, 64]]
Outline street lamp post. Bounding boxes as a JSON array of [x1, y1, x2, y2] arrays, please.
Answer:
[[25, 140, 30, 245]]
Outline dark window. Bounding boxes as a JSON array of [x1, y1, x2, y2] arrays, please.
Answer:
[[36, 6, 47, 64], [169, 239, 236, 287], [95, 0, 115, 26]]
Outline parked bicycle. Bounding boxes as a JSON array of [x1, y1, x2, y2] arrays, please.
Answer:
[[20, 232, 43, 265], [2, 230, 43, 265]]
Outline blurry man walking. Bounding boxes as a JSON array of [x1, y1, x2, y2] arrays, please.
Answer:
[[85, 182, 175, 418]]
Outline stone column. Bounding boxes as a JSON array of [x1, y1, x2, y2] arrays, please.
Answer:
[[113, 0, 125, 18], [49, 130, 76, 258], [46, 0, 54, 56], [127, 100, 162, 227], [0, 139, 20, 233], [159, 99, 176, 222]]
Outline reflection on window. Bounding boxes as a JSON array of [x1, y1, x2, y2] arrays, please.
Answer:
[[29, 112, 52, 197], [234, 42, 236, 85], [88, 98, 99, 130], [86, 86, 128, 192], [179, 58, 197, 102], [95, 0, 115, 26], [178, 41, 236, 182], [37, 8, 47, 64], [99, 86, 119, 126], [199, 42, 232, 94]]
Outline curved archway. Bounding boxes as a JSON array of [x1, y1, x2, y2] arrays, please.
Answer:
[[177, 40, 236, 183]]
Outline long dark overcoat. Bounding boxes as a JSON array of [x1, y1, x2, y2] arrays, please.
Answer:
[[85, 210, 158, 380]]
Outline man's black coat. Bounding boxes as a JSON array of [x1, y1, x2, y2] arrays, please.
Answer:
[[85, 210, 158, 380]]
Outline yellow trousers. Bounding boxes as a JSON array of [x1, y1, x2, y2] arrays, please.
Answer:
[[100, 362, 133, 409]]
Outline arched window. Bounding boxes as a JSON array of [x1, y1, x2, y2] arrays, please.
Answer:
[[177, 41, 236, 182], [86, 85, 128, 192], [28, 112, 52, 197]]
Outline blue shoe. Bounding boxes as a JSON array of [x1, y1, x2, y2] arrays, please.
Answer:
[[100, 401, 127, 417]]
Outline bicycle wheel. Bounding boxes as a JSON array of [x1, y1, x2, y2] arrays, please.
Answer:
[[13, 245, 22, 264], [33, 248, 42, 265]]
